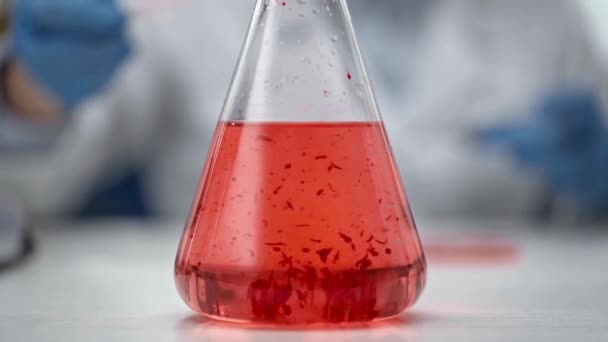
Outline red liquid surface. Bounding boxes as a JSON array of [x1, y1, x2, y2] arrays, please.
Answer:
[[175, 121, 426, 325]]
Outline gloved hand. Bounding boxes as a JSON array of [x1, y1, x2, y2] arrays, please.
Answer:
[[477, 89, 608, 217], [11, 0, 131, 109]]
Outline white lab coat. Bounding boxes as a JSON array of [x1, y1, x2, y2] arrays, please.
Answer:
[[0, 0, 604, 219], [393, 0, 608, 219]]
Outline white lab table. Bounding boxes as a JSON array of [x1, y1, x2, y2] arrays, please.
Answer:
[[0, 220, 607, 341]]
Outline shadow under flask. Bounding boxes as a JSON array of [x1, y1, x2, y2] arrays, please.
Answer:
[[175, 0, 426, 325]]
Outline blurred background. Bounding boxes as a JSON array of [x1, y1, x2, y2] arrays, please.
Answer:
[[1, 0, 608, 225], [0, 0, 607, 340]]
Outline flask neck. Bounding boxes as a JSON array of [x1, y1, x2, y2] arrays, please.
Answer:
[[221, 0, 380, 123]]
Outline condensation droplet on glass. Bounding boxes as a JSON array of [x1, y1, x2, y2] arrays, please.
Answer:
[[330, 32, 338, 42], [312, 8, 319, 14], [357, 88, 364, 99], [288, 76, 300, 85]]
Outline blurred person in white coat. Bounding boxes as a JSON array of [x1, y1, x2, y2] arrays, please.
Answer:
[[0, 0, 607, 222]]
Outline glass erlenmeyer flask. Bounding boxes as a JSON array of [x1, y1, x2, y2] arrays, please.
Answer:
[[174, 0, 426, 325]]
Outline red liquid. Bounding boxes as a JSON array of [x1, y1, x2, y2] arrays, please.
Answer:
[[175, 121, 426, 325]]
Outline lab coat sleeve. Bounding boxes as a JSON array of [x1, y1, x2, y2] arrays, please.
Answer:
[[0, 1, 250, 218], [0, 15, 175, 217], [392, 0, 604, 219]]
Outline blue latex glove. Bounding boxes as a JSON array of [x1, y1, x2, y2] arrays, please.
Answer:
[[11, 0, 131, 109], [477, 89, 608, 217]]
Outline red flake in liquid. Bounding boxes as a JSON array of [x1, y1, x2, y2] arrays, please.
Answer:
[[174, 121, 426, 325], [316, 248, 333, 263], [338, 233, 352, 243]]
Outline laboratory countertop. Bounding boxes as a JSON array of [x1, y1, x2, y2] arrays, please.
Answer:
[[0, 220, 607, 342]]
